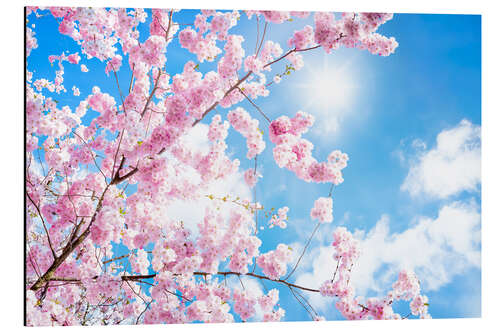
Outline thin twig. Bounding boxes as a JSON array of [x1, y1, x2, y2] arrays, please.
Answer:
[[128, 63, 135, 94], [140, 69, 163, 118], [102, 254, 130, 265], [72, 131, 109, 184], [192, 71, 253, 126], [110, 62, 127, 115], [288, 286, 314, 320], [48, 270, 321, 293], [284, 221, 321, 281], [238, 87, 271, 123], [328, 183, 335, 197], [254, 16, 260, 54], [26, 192, 57, 259], [256, 22, 268, 57], [111, 131, 125, 180]]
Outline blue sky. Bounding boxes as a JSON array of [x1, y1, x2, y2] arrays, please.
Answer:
[[27, 9, 481, 322]]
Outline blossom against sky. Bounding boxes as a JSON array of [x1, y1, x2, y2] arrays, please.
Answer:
[[27, 8, 480, 321]]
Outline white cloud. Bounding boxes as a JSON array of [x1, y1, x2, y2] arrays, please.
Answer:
[[176, 123, 211, 155], [294, 199, 480, 310], [166, 170, 252, 235], [294, 245, 338, 312], [292, 120, 481, 315], [351, 199, 481, 294], [163, 124, 252, 235], [401, 119, 481, 199]]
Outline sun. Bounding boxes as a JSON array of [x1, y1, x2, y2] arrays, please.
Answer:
[[294, 55, 358, 131]]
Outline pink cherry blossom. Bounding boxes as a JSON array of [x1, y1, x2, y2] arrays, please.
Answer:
[[310, 197, 333, 223], [22, 7, 429, 327]]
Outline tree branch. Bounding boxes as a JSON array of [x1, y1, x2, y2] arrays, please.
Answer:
[[238, 87, 271, 123], [192, 71, 253, 127], [26, 192, 57, 259], [29, 184, 111, 291], [191, 40, 337, 127], [284, 221, 321, 281], [47, 271, 321, 293], [140, 69, 163, 119]]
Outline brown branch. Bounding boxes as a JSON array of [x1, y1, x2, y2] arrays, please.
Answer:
[[284, 221, 321, 281], [28, 29, 345, 302], [30, 184, 111, 291], [164, 289, 193, 303], [110, 131, 124, 183], [164, 10, 174, 42], [256, 22, 268, 57], [26, 192, 57, 259], [136, 301, 151, 325], [128, 63, 135, 94], [72, 131, 109, 184], [238, 87, 271, 123], [109, 165, 139, 185], [192, 71, 253, 127], [264, 45, 319, 69], [63, 167, 79, 221], [140, 69, 163, 118], [289, 285, 315, 320], [293, 287, 319, 317], [47, 271, 320, 293], [191, 40, 336, 128], [102, 253, 130, 265], [254, 16, 260, 54], [68, 217, 85, 244], [110, 63, 127, 115], [328, 183, 335, 197]]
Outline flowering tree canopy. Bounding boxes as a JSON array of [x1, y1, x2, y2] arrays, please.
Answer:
[[25, 6, 430, 326]]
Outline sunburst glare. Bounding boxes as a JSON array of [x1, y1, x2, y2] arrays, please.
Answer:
[[294, 55, 358, 134]]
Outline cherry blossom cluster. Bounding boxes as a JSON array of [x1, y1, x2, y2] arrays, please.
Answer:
[[208, 114, 229, 142], [227, 107, 266, 159], [179, 11, 239, 62], [256, 244, 294, 280], [26, 27, 38, 57], [32, 52, 75, 94], [313, 12, 398, 56], [245, 11, 310, 24], [319, 227, 430, 319], [392, 270, 430, 318], [310, 197, 333, 223], [244, 168, 261, 188], [244, 41, 283, 74], [269, 206, 289, 228], [23, 6, 415, 326], [269, 111, 348, 184]]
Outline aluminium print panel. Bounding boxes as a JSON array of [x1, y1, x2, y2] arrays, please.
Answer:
[[25, 6, 481, 326]]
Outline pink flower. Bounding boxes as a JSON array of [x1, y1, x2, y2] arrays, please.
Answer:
[[67, 52, 80, 64], [244, 169, 261, 188], [310, 197, 333, 223], [256, 244, 293, 280]]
